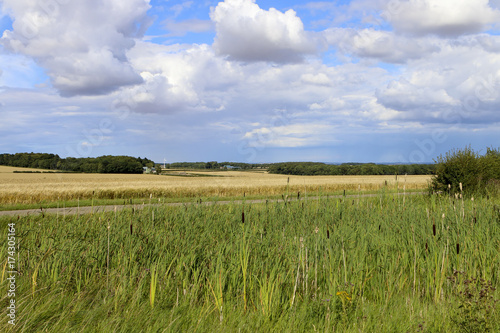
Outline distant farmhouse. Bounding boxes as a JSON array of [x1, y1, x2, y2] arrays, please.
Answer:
[[143, 166, 156, 174], [221, 165, 241, 170]]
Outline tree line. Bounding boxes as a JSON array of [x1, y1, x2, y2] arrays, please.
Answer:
[[267, 162, 435, 176], [166, 161, 271, 170], [0, 153, 155, 174]]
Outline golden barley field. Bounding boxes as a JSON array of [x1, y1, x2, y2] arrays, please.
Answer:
[[0, 166, 431, 204]]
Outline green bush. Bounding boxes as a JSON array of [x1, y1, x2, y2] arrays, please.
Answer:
[[431, 146, 500, 195]]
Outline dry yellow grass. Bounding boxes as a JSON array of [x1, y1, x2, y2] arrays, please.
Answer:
[[0, 166, 431, 204]]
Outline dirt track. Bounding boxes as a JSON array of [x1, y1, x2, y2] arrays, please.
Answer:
[[0, 192, 424, 217]]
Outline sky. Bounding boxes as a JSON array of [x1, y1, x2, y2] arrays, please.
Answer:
[[0, 0, 499, 164]]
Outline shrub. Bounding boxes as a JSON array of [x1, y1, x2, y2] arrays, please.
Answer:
[[431, 146, 500, 195]]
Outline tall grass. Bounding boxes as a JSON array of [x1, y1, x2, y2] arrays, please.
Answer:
[[1, 192, 498, 332]]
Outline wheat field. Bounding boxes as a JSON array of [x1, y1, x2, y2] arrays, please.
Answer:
[[0, 166, 431, 204]]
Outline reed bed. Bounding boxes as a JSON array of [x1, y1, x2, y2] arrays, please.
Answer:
[[1, 192, 498, 332]]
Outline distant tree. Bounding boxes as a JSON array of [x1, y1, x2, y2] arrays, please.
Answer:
[[155, 164, 162, 175]]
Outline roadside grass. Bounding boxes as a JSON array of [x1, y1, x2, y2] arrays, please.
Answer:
[[0, 187, 428, 212], [1, 192, 498, 332]]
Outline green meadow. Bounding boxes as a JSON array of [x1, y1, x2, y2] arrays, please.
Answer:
[[1, 192, 499, 332]]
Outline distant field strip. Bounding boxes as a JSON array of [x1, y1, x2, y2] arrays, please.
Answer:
[[0, 192, 425, 216], [0, 166, 431, 204]]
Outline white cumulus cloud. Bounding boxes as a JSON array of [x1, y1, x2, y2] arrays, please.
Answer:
[[1, 0, 151, 96], [385, 0, 500, 37], [324, 28, 441, 63], [210, 0, 322, 63]]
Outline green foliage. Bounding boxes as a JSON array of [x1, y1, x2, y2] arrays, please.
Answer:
[[0, 153, 153, 174], [2, 194, 499, 332], [0, 152, 60, 169], [268, 162, 435, 176], [431, 146, 500, 195], [449, 271, 498, 333], [166, 161, 270, 170]]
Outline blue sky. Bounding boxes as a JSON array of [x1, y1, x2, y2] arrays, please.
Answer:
[[1, 0, 500, 163]]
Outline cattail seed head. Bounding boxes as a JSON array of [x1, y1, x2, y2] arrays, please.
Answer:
[[433, 224, 436, 236], [456, 243, 460, 255], [327, 229, 330, 239], [242, 211, 245, 224]]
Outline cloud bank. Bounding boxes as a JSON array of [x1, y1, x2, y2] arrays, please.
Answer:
[[1, 0, 151, 96]]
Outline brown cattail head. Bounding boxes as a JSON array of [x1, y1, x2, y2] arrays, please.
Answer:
[[327, 229, 330, 239], [130, 223, 133, 235], [379, 224, 381, 231], [297, 191, 300, 200], [456, 243, 460, 255], [433, 224, 436, 236], [242, 211, 245, 224], [425, 242, 428, 251]]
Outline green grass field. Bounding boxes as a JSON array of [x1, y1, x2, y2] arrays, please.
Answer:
[[1, 191, 499, 332]]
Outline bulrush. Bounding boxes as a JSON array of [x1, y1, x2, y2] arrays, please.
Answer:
[[241, 210, 245, 224]]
